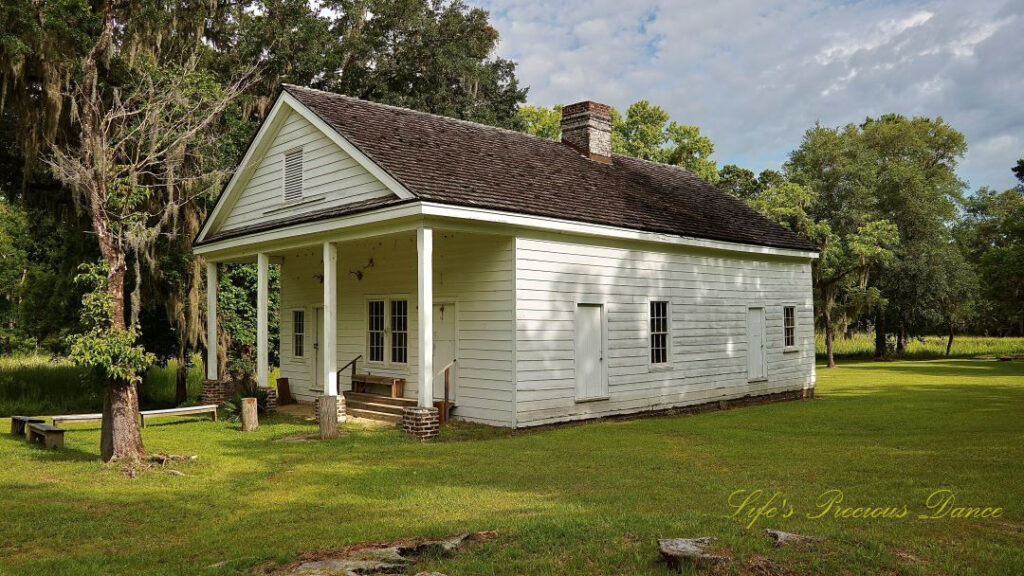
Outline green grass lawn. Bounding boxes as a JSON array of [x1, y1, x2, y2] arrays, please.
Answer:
[[2, 359, 1022, 575]]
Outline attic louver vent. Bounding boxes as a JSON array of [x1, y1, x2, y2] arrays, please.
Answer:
[[283, 149, 303, 202]]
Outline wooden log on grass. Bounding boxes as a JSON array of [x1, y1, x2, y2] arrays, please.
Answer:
[[318, 395, 340, 440], [241, 397, 258, 432]]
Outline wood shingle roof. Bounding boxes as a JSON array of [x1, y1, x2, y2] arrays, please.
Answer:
[[215, 84, 817, 252]]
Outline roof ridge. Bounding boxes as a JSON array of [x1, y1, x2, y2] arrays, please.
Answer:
[[282, 83, 569, 148]]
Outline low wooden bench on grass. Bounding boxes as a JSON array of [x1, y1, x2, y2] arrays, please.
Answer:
[[10, 416, 45, 435], [52, 413, 102, 426], [26, 422, 65, 450], [139, 404, 218, 428]]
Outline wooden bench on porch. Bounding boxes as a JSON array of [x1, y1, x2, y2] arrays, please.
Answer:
[[351, 374, 405, 399]]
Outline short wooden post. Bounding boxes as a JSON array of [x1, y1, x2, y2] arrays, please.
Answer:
[[241, 397, 258, 432], [318, 395, 340, 440]]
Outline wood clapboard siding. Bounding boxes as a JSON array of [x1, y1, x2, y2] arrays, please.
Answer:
[[278, 231, 515, 426], [218, 109, 394, 233], [514, 235, 814, 427]]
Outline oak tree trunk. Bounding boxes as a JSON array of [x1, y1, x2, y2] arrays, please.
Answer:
[[96, 220, 146, 461], [946, 323, 954, 356], [175, 352, 188, 405], [896, 325, 906, 354], [874, 310, 887, 359], [823, 308, 835, 368], [819, 281, 836, 368], [100, 378, 144, 462]]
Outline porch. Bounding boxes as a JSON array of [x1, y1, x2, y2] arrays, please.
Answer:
[[201, 225, 515, 437]]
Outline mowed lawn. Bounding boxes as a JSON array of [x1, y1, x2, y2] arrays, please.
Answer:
[[2, 360, 1022, 575]]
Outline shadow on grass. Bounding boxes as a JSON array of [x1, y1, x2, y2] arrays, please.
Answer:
[[1, 433, 98, 462]]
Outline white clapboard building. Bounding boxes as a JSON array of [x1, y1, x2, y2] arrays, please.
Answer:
[[194, 85, 818, 437]]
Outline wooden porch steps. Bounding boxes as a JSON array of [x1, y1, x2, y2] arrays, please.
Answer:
[[344, 391, 415, 423]]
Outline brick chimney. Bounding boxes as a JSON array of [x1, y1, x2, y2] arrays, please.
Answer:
[[561, 101, 612, 163]]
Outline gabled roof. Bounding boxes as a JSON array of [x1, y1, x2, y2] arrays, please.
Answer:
[[281, 85, 816, 252], [200, 84, 817, 253]]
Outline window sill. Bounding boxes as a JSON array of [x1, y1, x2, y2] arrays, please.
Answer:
[[783, 346, 799, 354], [748, 377, 768, 383], [263, 194, 326, 216], [575, 395, 609, 404], [649, 364, 674, 373]]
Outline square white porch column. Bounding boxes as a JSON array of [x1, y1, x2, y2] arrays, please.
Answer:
[[322, 241, 338, 396], [206, 260, 218, 381], [257, 252, 269, 390], [417, 226, 434, 408]]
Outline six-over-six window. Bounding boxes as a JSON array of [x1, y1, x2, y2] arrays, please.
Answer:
[[367, 297, 408, 365], [784, 306, 796, 348], [650, 301, 669, 364], [292, 310, 305, 357]]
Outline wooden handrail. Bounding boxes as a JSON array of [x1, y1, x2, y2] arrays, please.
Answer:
[[337, 354, 362, 382], [436, 359, 456, 425], [434, 358, 457, 379]]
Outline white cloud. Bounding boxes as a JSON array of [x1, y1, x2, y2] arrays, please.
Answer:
[[476, 0, 1024, 190]]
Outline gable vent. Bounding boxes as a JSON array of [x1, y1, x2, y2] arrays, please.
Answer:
[[283, 149, 303, 202]]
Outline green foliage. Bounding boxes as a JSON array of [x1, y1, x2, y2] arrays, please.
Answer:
[[218, 264, 280, 364], [957, 185, 1024, 334], [66, 263, 154, 386], [221, 380, 270, 421], [516, 100, 719, 182], [0, 354, 103, 416], [816, 333, 1024, 359], [139, 354, 205, 408], [612, 100, 718, 182], [517, 105, 562, 141], [0, 353, 205, 416]]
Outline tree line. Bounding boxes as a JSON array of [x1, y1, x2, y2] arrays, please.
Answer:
[[520, 103, 1024, 367]]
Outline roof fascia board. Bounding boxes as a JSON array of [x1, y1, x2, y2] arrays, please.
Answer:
[[199, 200, 817, 261], [420, 202, 819, 260], [281, 92, 416, 201]]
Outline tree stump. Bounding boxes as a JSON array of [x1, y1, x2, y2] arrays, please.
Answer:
[[318, 395, 340, 440], [658, 537, 729, 571], [241, 397, 258, 432]]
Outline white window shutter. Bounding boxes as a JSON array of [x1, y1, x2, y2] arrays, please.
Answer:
[[283, 149, 303, 201]]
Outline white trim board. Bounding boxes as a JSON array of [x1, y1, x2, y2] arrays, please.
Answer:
[[197, 201, 819, 262]]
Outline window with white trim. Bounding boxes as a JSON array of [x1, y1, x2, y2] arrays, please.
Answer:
[[367, 297, 409, 365], [650, 301, 669, 365], [390, 299, 408, 364], [283, 148, 303, 202], [292, 310, 305, 357], [784, 306, 796, 348], [368, 300, 385, 363]]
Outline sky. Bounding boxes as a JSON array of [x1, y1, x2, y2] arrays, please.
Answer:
[[475, 0, 1023, 190]]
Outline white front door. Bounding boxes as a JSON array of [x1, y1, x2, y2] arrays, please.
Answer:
[[313, 306, 324, 392], [747, 307, 767, 381], [432, 303, 457, 401], [575, 303, 606, 400]]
